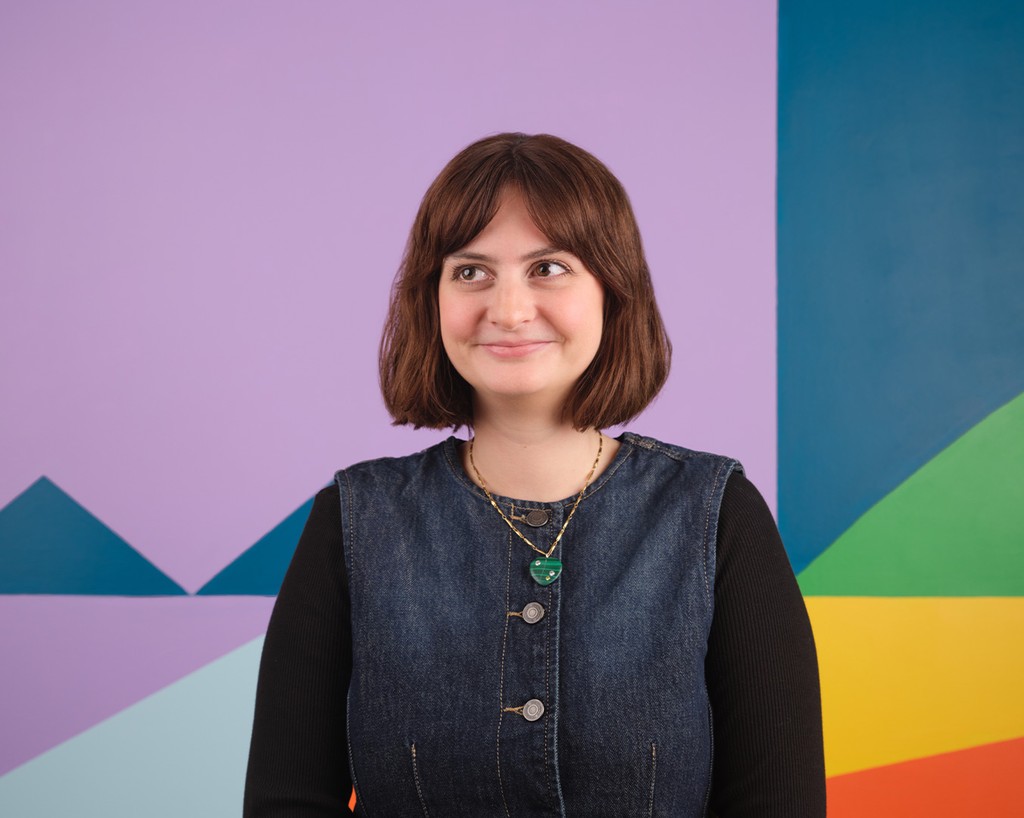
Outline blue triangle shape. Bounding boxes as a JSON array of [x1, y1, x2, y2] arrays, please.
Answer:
[[0, 477, 186, 595], [196, 492, 318, 596]]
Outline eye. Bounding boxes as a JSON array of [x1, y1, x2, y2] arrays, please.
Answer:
[[534, 260, 571, 278], [454, 265, 488, 282]]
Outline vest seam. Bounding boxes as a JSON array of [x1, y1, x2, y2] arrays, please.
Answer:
[[337, 469, 356, 584], [548, 576, 566, 815], [409, 743, 430, 818], [544, 582, 553, 805], [620, 432, 706, 464], [648, 741, 658, 818], [703, 699, 715, 816], [700, 458, 731, 611], [337, 470, 362, 813], [495, 528, 513, 818]]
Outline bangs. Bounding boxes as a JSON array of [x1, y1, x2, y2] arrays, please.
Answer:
[[416, 138, 634, 305]]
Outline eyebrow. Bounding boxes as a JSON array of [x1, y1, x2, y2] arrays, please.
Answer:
[[447, 245, 566, 264]]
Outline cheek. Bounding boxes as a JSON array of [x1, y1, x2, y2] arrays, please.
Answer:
[[438, 291, 470, 348], [565, 291, 605, 347]]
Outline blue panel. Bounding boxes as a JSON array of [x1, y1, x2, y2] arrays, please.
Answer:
[[778, 0, 1024, 571], [196, 493, 317, 595], [0, 478, 186, 595]]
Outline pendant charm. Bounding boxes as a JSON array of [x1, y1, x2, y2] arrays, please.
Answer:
[[530, 557, 563, 586]]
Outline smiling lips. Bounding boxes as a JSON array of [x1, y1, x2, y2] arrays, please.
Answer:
[[478, 340, 553, 358]]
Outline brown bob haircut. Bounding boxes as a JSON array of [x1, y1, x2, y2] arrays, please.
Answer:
[[379, 132, 671, 430]]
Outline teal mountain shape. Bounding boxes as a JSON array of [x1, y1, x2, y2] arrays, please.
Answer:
[[197, 493, 317, 595], [0, 477, 186, 595]]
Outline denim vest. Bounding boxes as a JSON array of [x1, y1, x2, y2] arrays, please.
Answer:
[[337, 433, 740, 817]]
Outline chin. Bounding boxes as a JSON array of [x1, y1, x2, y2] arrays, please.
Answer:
[[485, 385, 548, 401], [477, 379, 573, 406]]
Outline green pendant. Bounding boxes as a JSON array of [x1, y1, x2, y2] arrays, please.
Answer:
[[530, 557, 563, 586]]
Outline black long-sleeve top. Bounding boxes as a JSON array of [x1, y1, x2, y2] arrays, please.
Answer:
[[244, 470, 826, 816]]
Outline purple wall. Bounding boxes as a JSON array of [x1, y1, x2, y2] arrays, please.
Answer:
[[1, 2, 776, 789], [2, 2, 777, 594]]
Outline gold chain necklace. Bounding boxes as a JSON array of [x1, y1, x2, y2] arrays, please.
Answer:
[[469, 430, 603, 586]]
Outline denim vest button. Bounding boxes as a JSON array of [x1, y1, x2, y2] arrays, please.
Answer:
[[525, 509, 550, 527], [522, 602, 545, 623], [522, 699, 544, 721]]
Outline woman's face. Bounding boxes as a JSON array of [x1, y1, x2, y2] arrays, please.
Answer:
[[438, 190, 604, 416]]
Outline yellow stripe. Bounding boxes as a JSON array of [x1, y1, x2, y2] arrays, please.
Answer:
[[805, 597, 1024, 776]]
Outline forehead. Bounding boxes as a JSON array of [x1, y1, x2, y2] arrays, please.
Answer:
[[449, 191, 563, 258]]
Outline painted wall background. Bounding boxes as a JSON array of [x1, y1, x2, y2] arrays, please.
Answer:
[[779, 0, 1024, 812], [0, 0, 1019, 814]]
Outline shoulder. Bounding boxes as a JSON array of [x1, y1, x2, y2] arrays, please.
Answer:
[[333, 437, 456, 486], [618, 432, 743, 478], [716, 471, 790, 582], [721, 469, 771, 518]]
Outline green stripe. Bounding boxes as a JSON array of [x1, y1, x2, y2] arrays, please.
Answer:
[[798, 392, 1024, 596]]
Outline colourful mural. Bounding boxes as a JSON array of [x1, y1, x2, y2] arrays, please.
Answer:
[[2, 0, 1022, 815], [779, 0, 1024, 811]]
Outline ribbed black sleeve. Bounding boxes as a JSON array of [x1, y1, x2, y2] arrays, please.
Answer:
[[706, 471, 827, 817], [243, 485, 352, 817], [243, 472, 826, 816]]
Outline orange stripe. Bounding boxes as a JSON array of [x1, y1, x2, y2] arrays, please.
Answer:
[[827, 737, 1024, 817]]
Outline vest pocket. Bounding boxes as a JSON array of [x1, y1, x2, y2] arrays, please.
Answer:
[[409, 742, 431, 818]]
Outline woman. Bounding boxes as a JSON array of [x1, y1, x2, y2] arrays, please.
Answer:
[[244, 133, 825, 816]]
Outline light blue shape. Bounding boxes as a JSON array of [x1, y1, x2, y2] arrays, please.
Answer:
[[0, 636, 264, 817]]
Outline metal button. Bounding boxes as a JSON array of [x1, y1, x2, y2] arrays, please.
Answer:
[[522, 699, 545, 721], [522, 602, 545, 624], [525, 509, 550, 527]]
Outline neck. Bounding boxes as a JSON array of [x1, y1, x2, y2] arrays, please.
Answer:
[[464, 413, 618, 502]]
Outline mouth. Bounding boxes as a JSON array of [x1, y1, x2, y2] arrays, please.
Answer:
[[479, 341, 552, 359]]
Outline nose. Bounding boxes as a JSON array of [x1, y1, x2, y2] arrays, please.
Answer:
[[488, 277, 535, 330]]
